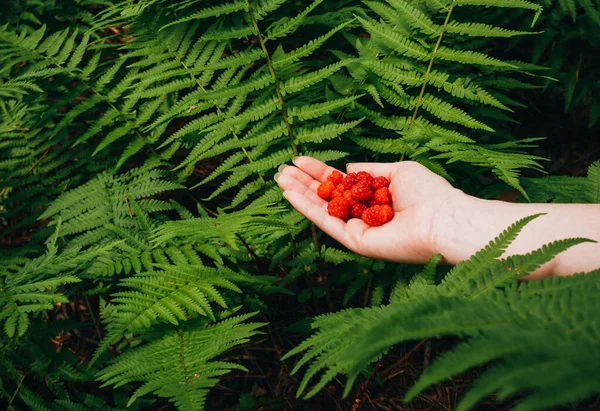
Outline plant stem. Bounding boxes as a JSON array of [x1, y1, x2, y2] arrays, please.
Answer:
[[409, 1, 456, 127], [7, 373, 26, 410], [245, 0, 334, 311], [362, 271, 374, 307], [245, 0, 298, 156]]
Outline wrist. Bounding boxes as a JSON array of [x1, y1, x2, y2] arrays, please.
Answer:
[[430, 191, 509, 265]]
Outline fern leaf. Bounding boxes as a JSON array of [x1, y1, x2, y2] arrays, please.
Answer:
[[436, 47, 516, 68], [272, 21, 352, 68], [266, 0, 324, 40], [455, 0, 543, 26], [446, 21, 538, 38], [288, 95, 362, 122], [295, 119, 362, 144], [160, 1, 247, 31], [97, 313, 265, 410], [440, 214, 543, 295], [420, 93, 494, 131], [281, 60, 348, 95], [356, 16, 430, 61], [384, 0, 440, 36]]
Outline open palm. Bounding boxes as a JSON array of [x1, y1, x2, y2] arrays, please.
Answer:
[[276, 156, 460, 264]]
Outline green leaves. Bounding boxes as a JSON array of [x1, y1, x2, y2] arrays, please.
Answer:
[[1, 1, 589, 410], [97, 313, 266, 410], [283, 216, 600, 409]]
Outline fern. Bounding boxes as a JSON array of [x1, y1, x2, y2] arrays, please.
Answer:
[[1, 1, 591, 410], [521, 160, 600, 203], [283, 216, 600, 408], [97, 313, 266, 409]]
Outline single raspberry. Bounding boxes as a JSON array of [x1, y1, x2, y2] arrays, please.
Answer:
[[356, 171, 373, 185], [327, 170, 344, 186], [317, 180, 335, 200], [343, 190, 353, 202], [349, 200, 367, 219], [331, 187, 344, 199], [362, 204, 394, 227], [343, 173, 358, 190], [328, 197, 349, 220], [372, 187, 391, 205], [371, 176, 390, 190], [350, 181, 373, 201], [381, 204, 394, 222]]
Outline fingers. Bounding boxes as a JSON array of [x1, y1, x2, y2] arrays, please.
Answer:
[[346, 162, 403, 180], [291, 156, 345, 183], [277, 165, 321, 192], [276, 172, 325, 207]]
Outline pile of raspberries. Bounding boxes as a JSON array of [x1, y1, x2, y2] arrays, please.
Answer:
[[317, 170, 394, 227]]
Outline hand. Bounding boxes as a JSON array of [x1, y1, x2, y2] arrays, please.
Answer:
[[276, 157, 600, 278], [275, 156, 464, 264]]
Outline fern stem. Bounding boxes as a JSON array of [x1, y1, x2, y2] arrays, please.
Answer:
[[381, 338, 429, 381], [410, 1, 457, 127], [245, 0, 299, 156], [310, 224, 334, 311], [7, 372, 26, 410], [176, 330, 190, 384], [84, 295, 103, 340], [363, 271, 374, 307]]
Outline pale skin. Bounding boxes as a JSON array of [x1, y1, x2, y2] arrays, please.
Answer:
[[275, 156, 600, 280]]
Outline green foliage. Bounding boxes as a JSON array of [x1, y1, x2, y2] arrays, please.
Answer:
[[97, 313, 266, 410], [521, 160, 600, 203], [513, 0, 600, 126], [1, 0, 597, 410], [283, 216, 600, 409]]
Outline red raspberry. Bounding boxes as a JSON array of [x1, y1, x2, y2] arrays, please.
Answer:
[[331, 187, 344, 199], [350, 181, 373, 201], [371, 176, 390, 190], [327, 170, 344, 186], [380, 204, 394, 222], [343, 173, 358, 190], [356, 171, 373, 185], [343, 190, 352, 202], [336, 184, 345, 192], [372, 187, 391, 205], [362, 204, 394, 227], [328, 197, 349, 220], [349, 200, 367, 219], [317, 180, 335, 200]]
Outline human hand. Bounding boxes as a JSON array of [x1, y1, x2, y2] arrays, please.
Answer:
[[275, 156, 465, 264]]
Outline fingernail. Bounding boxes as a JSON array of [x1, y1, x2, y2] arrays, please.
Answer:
[[291, 156, 299, 165], [282, 191, 288, 199], [278, 164, 288, 172], [346, 163, 353, 172], [274, 172, 280, 182]]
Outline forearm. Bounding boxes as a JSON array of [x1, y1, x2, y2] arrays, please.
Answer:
[[434, 193, 600, 279]]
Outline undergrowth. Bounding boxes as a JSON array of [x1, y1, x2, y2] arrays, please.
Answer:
[[1, 1, 599, 410]]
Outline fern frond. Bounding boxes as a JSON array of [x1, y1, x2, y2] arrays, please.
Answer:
[[272, 21, 353, 68], [446, 21, 538, 38], [97, 314, 265, 410], [266, 0, 324, 40], [160, 2, 247, 31], [440, 214, 543, 295], [455, 0, 543, 26], [295, 119, 362, 144]]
